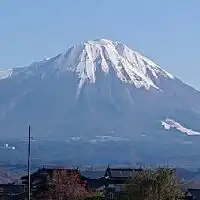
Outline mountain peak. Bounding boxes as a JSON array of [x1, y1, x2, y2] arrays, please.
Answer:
[[57, 39, 174, 94], [86, 38, 114, 44]]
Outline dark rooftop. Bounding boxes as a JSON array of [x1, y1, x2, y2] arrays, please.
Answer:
[[81, 171, 105, 179], [21, 168, 79, 180], [105, 167, 142, 179]]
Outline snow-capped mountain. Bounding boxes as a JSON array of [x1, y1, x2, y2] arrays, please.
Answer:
[[1, 39, 200, 165], [54, 39, 174, 92], [2, 39, 174, 91]]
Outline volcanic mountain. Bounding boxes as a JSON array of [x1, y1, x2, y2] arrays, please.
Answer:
[[1, 39, 200, 165], [1, 39, 200, 139]]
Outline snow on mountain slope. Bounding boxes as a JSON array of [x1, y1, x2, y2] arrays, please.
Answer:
[[1, 39, 200, 165], [0, 39, 200, 142], [161, 119, 200, 136], [0, 69, 12, 80], [0, 39, 174, 96], [55, 39, 174, 95]]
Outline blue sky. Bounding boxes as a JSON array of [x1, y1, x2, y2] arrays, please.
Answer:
[[0, 0, 200, 89]]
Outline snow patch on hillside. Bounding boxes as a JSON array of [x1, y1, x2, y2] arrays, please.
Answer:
[[0, 69, 12, 80], [161, 119, 200, 136]]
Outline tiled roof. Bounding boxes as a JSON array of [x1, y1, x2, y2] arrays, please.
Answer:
[[81, 171, 105, 179], [109, 169, 135, 178], [105, 167, 140, 179]]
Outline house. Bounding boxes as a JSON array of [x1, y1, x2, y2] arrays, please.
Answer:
[[102, 166, 142, 198], [187, 189, 200, 200], [186, 182, 200, 200], [104, 166, 142, 183], [20, 167, 87, 198], [81, 170, 106, 193], [0, 184, 25, 200], [181, 180, 200, 200]]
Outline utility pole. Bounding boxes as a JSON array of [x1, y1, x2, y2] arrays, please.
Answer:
[[28, 125, 31, 200]]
